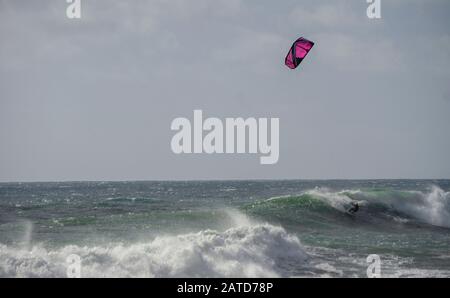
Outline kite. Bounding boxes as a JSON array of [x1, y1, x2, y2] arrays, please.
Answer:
[[285, 37, 315, 70]]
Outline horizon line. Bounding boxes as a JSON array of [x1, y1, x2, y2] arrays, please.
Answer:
[[1, 177, 449, 184]]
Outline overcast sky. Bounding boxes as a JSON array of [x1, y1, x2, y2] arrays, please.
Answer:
[[1, 0, 449, 182]]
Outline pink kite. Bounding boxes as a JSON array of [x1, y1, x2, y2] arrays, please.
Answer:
[[285, 37, 315, 70]]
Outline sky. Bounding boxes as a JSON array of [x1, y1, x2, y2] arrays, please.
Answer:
[[1, 0, 450, 181]]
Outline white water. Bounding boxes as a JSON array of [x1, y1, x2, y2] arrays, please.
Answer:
[[303, 186, 450, 228], [0, 212, 307, 278], [306, 187, 358, 212], [390, 186, 450, 228]]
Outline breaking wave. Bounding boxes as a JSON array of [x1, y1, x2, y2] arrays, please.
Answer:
[[0, 212, 307, 278], [247, 186, 450, 229]]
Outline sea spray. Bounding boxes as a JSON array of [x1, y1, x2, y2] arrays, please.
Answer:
[[0, 223, 307, 277], [388, 186, 450, 228], [20, 220, 34, 250], [257, 186, 450, 228]]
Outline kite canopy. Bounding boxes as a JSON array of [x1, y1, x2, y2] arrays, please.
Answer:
[[285, 37, 315, 70]]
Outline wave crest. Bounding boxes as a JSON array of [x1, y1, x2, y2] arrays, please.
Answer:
[[252, 186, 450, 228], [0, 223, 307, 278]]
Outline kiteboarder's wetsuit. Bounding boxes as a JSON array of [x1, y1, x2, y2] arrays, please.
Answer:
[[348, 202, 359, 214]]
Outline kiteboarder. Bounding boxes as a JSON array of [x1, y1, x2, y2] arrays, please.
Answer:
[[348, 202, 359, 214]]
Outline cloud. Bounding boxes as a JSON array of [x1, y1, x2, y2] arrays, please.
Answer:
[[211, 30, 284, 74], [289, 3, 360, 28], [315, 33, 404, 72]]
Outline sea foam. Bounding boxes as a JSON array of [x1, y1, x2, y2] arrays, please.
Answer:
[[304, 186, 450, 228], [0, 213, 307, 278]]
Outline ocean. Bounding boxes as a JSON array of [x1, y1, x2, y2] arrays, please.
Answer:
[[0, 180, 449, 278]]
